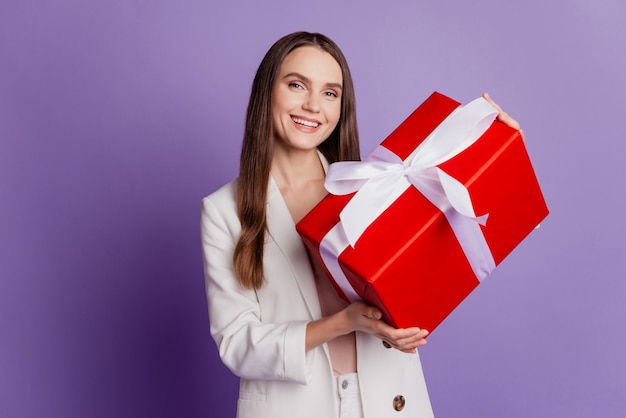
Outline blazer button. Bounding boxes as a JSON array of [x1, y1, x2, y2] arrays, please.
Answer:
[[382, 340, 392, 349], [393, 395, 406, 411]]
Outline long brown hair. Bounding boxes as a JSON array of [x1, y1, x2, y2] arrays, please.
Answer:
[[233, 31, 360, 290]]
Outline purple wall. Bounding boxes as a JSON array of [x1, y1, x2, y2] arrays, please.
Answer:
[[1, 1, 624, 417]]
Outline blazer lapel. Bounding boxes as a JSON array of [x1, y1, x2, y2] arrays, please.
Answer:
[[266, 175, 322, 320], [264, 151, 330, 320]]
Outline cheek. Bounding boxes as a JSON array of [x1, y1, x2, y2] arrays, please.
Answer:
[[328, 103, 342, 126], [271, 88, 286, 115], [271, 95, 291, 127], [273, 88, 299, 112]]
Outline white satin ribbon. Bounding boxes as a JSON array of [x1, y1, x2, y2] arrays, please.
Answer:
[[318, 97, 499, 301]]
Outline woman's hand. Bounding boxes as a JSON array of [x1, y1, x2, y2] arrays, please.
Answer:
[[341, 302, 429, 353], [306, 303, 428, 354], [482, 92, 522, 132]]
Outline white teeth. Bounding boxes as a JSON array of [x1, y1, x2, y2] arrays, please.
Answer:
[[292, 117, 319, 128]]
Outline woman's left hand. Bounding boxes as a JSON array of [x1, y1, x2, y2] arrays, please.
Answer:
[[482, 92, 522, 132]]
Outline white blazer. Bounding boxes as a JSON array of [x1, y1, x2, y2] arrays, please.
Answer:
[[201, 155, 434, 418]]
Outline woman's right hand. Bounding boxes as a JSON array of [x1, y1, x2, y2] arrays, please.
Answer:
[[340, 302, 429, 353]]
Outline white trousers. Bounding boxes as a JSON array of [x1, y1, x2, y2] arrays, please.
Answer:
[[336, 372, 364, 418]]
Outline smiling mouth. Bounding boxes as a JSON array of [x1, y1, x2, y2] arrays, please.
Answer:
[[291, 117, 320, 128]]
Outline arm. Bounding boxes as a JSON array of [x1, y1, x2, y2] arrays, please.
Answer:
[[201, 193, 309, 383]]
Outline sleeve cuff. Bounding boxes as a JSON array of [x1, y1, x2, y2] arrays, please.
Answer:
[[283, 320, 314, 385]]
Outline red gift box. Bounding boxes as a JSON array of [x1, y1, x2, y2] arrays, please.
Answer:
[[296, 92, 549, 332]]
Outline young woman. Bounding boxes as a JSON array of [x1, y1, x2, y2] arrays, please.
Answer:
[[201, 31, 519, 418]]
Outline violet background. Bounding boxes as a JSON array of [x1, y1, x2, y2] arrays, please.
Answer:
[[1, 0, 624, 417]]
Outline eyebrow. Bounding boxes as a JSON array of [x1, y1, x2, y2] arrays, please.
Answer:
[[283, 72, 343, 90]]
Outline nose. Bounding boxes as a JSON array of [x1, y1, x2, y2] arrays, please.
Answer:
[[302, 92, 321, 113]]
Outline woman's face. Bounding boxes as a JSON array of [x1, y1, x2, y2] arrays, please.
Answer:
[[271, 46, 343, 153]]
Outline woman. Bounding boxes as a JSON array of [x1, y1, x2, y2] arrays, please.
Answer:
[[201, 31, 519, 418]]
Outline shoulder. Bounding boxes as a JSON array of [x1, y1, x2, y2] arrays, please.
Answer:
[[201, 179, 240, 233], [202, 179, 237, 211]]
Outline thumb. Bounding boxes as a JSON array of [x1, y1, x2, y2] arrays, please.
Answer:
[[367, 307, 382, 320]]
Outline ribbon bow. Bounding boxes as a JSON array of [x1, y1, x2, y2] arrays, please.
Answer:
[[322, 97, 499, 287]]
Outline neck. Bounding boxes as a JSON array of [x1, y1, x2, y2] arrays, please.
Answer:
[[271, 147, 325, 190]]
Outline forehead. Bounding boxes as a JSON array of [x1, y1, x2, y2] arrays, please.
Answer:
[[279, 46, 343, 84]]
